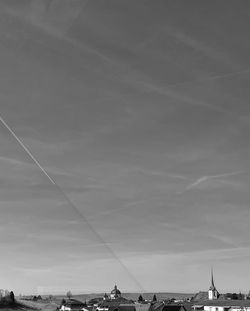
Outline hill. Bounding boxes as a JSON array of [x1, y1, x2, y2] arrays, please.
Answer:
[[53, 292, 194, 303], [0, 300, 36, 311], [9, 300, 59, 311]]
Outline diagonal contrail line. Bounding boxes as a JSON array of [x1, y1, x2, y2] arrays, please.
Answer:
[[0, 114, 144, 293], [0, 115, 56, 185]]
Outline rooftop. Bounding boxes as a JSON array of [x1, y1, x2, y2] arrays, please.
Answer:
[[193, 300, 250, 307]]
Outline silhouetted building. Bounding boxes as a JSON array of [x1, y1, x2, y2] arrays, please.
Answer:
[[110, 285, 122, 300], [208, 269, 219, 300]]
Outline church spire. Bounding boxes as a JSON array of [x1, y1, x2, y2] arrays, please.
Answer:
[[209, 266, 216, 290], [208, 267, 219, 300], [211, 267, 215, 288]]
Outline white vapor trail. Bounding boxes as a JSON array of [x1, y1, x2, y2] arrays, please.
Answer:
[[0, 114, 145, 293], [182, 171, 243, 192], [0, 115, 56, 184]]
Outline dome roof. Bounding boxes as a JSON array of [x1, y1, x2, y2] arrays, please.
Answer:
[[111, 285, 121, 295]]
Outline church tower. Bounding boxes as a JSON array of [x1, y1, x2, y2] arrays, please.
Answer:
[[208, 268, 219, 300], [110, 284, 121, 300]]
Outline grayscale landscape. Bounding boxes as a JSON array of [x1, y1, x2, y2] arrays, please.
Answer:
[[0, 1, 249, 311]]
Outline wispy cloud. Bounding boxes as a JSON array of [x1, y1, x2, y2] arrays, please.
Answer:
[[133, 79, 228, 114], [0, 156, 28, 165], [179, 171, 243, 193], [134, 167, 187, 180], [169, 28, 239, 70]]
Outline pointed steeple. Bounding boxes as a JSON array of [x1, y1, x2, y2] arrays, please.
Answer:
[[211, 267, 215, 289], [208, 267, 219, 300]]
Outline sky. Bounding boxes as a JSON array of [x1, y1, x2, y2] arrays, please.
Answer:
[[0, 0, 249, 295]]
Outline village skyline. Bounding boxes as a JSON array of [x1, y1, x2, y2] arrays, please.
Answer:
[[1, 281, 250, 311], [0, 0, 249, 298], [3, 269, 250, 296]]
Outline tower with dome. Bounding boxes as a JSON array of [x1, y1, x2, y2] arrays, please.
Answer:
[[110, 285, 122, 300]]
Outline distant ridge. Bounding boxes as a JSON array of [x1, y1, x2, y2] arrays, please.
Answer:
[[60, 292, 194, 302]]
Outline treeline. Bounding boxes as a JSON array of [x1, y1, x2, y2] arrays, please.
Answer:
[[225, 292, 247, 300], [0, 290, 15, 306], [21, 295, 53, 302]]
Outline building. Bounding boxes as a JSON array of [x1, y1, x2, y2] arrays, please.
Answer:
[[96, 285, 133, 311], [229, 306, 250, 311], [110, 285, 122, 300], [161, 305, 188, 311], [97, 301, 135, 311], [60, 299, 89, 311], [192, 300, 250, 311], [103, 294, 109, 301], [109, 306, 136, 311], [135, 302, 153, 311], [208, 269, 219, 300]]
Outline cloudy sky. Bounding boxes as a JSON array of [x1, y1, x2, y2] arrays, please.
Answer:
[[0, 0, 249, 295]]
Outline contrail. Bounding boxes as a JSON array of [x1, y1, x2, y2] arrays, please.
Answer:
[[0, 114, 145, 293], [181, 171, 243, 193], [0, 115, 56, 184]]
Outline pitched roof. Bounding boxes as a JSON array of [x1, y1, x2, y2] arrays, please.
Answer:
[[192, 292, 208, 302], [63, 299, 86, 307], [99, 301, 121, 308], [135, 303, 153, 311], [88, 297, 103, 305], [151, 302, 165, 311], [161, 305, 187, 311], [109, 306, 136, 311], [194, 300, 250, 307], [182, 303, 193, 311]]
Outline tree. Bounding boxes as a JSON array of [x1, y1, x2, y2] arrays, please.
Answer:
[[238, 292, 243, 300], [247, 290, 250, 300], [9, 291, 15, 303], [232, 293, 238, 300], [226, 293, 233, 300], [138, 295, 144, 302], [5, 290, 10, 297], [66, 291, 72, 300], [61, 299, 66, 305], [152, 294, 157, 302]]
